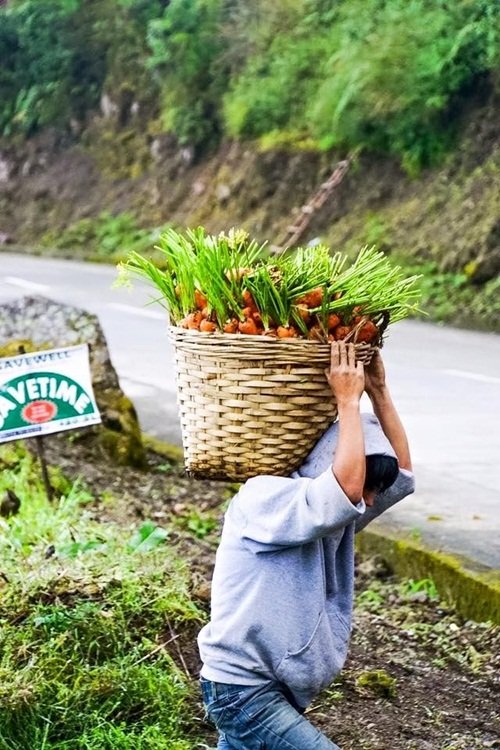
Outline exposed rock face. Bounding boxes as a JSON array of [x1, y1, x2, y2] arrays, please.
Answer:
[[0, 295, 145, 467]]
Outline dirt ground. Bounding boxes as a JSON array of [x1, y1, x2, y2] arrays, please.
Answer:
[[42, 432, 500, 750]]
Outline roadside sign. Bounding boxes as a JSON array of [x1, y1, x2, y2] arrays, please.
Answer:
[[0, 344, 101, 443]]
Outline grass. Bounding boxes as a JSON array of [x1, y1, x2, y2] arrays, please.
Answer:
[[354, 572, 498, 674], [0, 442, 206, 749], [39, 212, 169, 264]]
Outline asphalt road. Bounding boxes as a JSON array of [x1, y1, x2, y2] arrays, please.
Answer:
[[1, 252, 500, 569]]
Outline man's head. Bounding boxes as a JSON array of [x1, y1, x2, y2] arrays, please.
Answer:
[[363, 453, 399, 506]]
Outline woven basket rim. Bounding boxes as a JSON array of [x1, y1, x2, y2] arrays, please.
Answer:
[[169, 324, 330, 345], [168, 325, 375, 366]]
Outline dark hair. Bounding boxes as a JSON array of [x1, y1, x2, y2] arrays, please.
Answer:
[[365, 454, 399, 493]]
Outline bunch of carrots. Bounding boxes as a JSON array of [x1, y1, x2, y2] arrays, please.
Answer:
[[117, 227, 422, 345], [178, 284, 380, 343]]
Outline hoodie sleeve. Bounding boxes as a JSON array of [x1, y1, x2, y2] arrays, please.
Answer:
[[355, 468, 415, 533], [229, 469, 366, 551]]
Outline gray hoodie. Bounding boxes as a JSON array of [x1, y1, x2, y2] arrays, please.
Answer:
[[198, 413, 415, 708]]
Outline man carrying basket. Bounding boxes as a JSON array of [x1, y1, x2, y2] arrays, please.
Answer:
[[198, 340, 415, 749]]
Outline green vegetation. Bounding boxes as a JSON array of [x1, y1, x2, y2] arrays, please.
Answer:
[[0, 0, 160, 137], [147, 0, 228, 147], [1, 0, 498, 171], [118, 226, 422, 335], [0, 442, 204, 749], [40, 212, 166, 261], [396, 260, 500, 331], [355, 669, 397, 699]]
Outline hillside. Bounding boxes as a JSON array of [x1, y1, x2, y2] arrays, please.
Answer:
[[0, 0, 499, 328]]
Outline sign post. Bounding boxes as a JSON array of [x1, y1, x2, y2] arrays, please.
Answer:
[[0, 344, 101, 501]]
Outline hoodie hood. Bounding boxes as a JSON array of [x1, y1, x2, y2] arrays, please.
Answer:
[[295, 412, 396, 480]]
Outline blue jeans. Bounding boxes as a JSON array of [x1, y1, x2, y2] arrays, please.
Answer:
[[201, 678, 341, 749]]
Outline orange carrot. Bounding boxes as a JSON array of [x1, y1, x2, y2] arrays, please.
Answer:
[[194, 289, 208, 310], [242, 289, 258, 311], [223, 318, 239, 334], [334, 325, 352, 340], [356, 320, 378, 343], [277, 325, 297, 338], [297, 287, 323, 309], [200, 319, 217, 332], [327, 313, 341, 330], [296, 304, 311, 323], [186, 312, 203, 330], [239, 318, 258, 335]]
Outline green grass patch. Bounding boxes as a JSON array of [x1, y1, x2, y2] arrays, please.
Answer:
[[0, 443, 206, 749], [394, 259, 500, 331], [39, 212, 169, 263]]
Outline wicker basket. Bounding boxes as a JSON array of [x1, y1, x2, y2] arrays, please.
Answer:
[[169, 327, 376, 481]]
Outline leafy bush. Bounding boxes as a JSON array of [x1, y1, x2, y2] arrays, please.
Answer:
[[224, 34, 327, 139], [40, 212, 161, 259], [147, 0, 229, 146], [307, 0, 500, 172], [0, 0, 498, 167], [0, 0, 162, 136], [225, 0, 499, 170], [0, 0, 77, 135]]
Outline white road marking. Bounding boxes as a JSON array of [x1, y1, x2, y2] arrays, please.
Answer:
[[107, 302, 165, 320], [4, 276, 50, 292], [442, 368, 500, 385]]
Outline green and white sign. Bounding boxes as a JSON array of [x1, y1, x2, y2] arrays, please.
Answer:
[[0, 344, 101, 443]]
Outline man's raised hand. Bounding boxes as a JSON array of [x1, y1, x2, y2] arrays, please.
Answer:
[[363, 348, 387, 398], [324, 341, 365, 405]]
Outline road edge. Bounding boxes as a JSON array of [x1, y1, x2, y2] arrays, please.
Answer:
[[356, 527, 500, 625]]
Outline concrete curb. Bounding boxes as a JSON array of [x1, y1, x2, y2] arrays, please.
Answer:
[[356, 527, 500, 625], [142, 433, 184, 463]]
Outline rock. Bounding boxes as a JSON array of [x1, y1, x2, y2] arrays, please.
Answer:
[[0, 489, 21, 518], [0, 156, 11, 183], [150, 134, 178, 163], [0, 295, 145, 467], [192, 180, 206, 196], [180, 146, 195, 165], [150, 138, 163, 163], [21, 160, 33, 177], [216, 183, 231, 203], [100, 93, 119, 120]]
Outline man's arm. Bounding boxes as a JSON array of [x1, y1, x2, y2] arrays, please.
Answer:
[[364, 349, 412, 471], [324, 341, 366, 503]]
